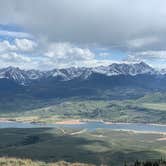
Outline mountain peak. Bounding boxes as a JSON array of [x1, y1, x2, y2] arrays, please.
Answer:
[[0, 62, 158, 85], [137, 61, 151, 67]]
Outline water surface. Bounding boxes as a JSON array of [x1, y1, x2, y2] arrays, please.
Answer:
[[0, 121, 166, 133]]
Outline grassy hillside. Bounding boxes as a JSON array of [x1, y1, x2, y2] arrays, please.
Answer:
[[1, 157, 166, 166], [0, 157, 94, 166], [1, 92, 166, 123], [0, 128, 165, 166]]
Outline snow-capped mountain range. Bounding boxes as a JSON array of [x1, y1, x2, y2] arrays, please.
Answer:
[[0, 62, 162, 85]]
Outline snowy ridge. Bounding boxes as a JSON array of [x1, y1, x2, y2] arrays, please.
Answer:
[[0, 67, 44, 85], [92, 62, 156, 76], [0, 62, 159, 85]]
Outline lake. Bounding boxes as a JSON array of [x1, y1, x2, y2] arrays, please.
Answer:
[[0, 121, 166, 133]]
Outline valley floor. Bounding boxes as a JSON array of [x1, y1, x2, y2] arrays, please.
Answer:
[[1, 92, 166, 124]]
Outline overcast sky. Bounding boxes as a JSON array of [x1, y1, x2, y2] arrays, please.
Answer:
[[0, 0, 166, 70]]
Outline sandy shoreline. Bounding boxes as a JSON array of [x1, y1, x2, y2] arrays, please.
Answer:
[[113, 129, 166, 136], [0, 118, 166, 130], [104, 121, 166, 126], [1, 118, 166, 135], [0, 118, 11, 123], [1, 118, 166, 126], [157, 137, 166, 141], [55, 119, 85, 125]]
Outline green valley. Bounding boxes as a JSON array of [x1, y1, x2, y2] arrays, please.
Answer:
[[1, 92, 166, 124]]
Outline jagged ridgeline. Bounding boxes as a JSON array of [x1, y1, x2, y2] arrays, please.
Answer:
[[0, 62, 158, 85], [0, 62, 166, 100]]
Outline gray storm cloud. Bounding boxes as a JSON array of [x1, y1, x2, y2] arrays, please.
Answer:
[[0, 0, 166, 65], [0, 1, 166, 49]]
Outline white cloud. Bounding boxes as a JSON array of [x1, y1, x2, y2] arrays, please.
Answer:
[[0, 40, 17, 52], [98, 52, 112, 57], [130, 50, 166, 60], [1, 0, 166, 52], [1, 41, 112, 70], [0, 52, 31, 62], [127, 37, 159, 49], [0, 41, 110, 70], [15, 38, 37, 51], [29, 42, 116, 70], [0, 30, 32, 38], [36, 57, 117, 70], [45, 42, 94, 60], [0, 39, 37, 53], [126, 50, 166, 66], [0, 1, 166, 68], [0, 38, 38, 69], [2, 39, 161, 70], [0, 52, 34, 69], [139, 51, 166, 58]]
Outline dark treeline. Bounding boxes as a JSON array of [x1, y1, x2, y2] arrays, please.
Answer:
[[125, 159, 166, 166]]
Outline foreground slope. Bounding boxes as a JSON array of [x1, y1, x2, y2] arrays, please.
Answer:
[[0, 157, 94, 166], [0, 128, 165, 166]]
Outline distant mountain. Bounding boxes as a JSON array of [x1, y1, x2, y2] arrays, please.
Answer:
[[0, 62, 158, 85], [92, 62, 156, 76], [0, 62, 166, 101], [0, 67, 44, 85]]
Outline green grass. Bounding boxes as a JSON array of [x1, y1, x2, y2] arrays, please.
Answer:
[[141, 103, 166, 111], [0, 128, 165, 166], [2, 99, 166, 124], [1, 92, 166, 124]]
